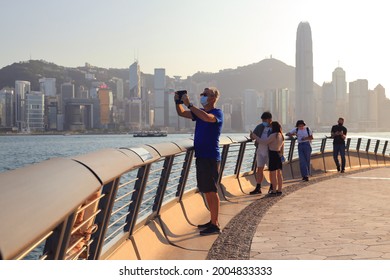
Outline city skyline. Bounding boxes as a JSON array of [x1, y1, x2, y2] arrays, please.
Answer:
[[1, 0, 389, 97]]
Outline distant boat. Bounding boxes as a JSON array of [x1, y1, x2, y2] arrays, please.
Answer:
[[133, 131, 168, 137]]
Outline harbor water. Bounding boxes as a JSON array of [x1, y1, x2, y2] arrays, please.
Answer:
[[1, 132, 390, 173]]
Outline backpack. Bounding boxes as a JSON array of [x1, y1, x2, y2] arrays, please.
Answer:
[[296, 127, 311, 136], [286, 127, 311, 140]]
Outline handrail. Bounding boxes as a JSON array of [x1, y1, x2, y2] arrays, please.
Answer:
[[1, 136, 390, 260]]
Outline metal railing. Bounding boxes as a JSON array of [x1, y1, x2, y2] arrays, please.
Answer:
[[1, 135, 389, 260]]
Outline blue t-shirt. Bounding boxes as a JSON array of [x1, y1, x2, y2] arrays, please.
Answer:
[[192, 108, 223, 160]]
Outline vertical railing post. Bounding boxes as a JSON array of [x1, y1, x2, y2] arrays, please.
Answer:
[[43, 217, 71, 260], [218, 145, 230, 184], [366, 139, 371, 167], [217, 144, 230, 200], [124, 164, 151, 236], [356, 138, 362, 167], [152, 156, 174, 216], [88, 178, 120, 260], [320, 138, 327, 172], [374, 140, 380, 166], [288, 139, 296, 178], [55, 212, 78, 259], [176, 150, 194, 201], [234, 142, 247, 178], [346, 138, 351, 169], [251, 143, 257, 172], [382, 140, 388, 166]]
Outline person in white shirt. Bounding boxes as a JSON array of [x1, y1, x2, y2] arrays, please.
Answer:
[[286, 120, 313, 181], [249, 111, 272, 194]]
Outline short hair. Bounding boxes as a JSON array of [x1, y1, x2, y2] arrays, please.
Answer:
[[206, 87, 220, 99], [261, 111, 272, 120]]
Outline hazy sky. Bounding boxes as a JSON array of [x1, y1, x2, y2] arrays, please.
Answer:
[[1, 0, 389, 96]]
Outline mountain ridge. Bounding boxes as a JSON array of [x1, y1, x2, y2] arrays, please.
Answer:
[[0, 58, 320, 98]]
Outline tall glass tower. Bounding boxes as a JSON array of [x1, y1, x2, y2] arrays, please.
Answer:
[[15, 80, 31, 131], [295, 21, 314, 125]]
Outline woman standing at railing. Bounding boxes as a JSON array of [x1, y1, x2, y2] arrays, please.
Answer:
[[286, 120, 313, 181], [250, 121, 285, 196]]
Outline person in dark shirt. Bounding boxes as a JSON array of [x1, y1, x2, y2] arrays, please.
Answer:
[[175, 87, 223, 236], [331, 117, 347, 173]]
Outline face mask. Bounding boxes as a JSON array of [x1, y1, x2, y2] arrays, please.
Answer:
[[200, 95, 208, 107], [262, 122, 269, 127]]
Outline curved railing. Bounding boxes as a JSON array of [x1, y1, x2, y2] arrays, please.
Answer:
[[0, 135, 389, 260]]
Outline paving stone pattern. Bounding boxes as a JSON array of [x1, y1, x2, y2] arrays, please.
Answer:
[[207, 167, 390, 260]]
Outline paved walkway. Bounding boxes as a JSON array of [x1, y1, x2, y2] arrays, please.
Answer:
[[250, 167, 390, 260], [207, 166, 390, 260]]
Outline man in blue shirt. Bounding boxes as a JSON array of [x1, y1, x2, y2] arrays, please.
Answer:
[[175, 87, 223, 236]]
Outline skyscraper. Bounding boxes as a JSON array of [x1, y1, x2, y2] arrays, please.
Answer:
[[15, 80, 31, 131], [39, 78, 56, 97], [332, 67, 347, 118], [295, 21, 314, 125], [0, 88, 14, 128], [98, 87, 113, 127], [154, 68, 166, 127], [128, 61, 142, 129], [26, 91, 45, 131], [129, 61, 141, 99], [321, 82, 336, 125], [349, 79, 369, 128], [243, 89, 260, 131]]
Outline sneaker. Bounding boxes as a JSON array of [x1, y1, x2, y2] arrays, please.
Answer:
[[341, 170, 345, 173], [197, 221, 212, 229], [199, 224, 220, 236], [276, 191, 282, 196], [303, 177, 309, 182], [249, 188, 261, 195], [268, 184, 273, 194], [266, 192, 277, 197], [337, 166, 341, 172]]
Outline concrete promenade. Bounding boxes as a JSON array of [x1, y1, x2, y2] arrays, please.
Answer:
[[207, 166, 390, 260], [250, 167, 390, 260]]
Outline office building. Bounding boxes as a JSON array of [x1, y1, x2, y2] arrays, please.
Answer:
[[295, 21, 314, 125], [0, 88, 14, 128], [116, 78, 124, 101], [39, 78, 56, 97], [15, 80, 31, 131], [332, 67, 347, 118], [321, 82, 336, 125], [129, 61, 141, 99], [26, 91, 45, 131], [349, 79, 369, 129], [154, 68, 166, 127], [243, 89, 261, 131], [374, 84, 390, 129], [61, 82, 74, 100], [98, 87, 113, 127], [128, 61, 142, 129]]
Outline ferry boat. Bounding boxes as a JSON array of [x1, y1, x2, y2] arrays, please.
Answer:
[[133, 130, 167, 137]]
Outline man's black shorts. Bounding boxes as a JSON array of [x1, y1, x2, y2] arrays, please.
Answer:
[[195, 158, 219, 193]]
